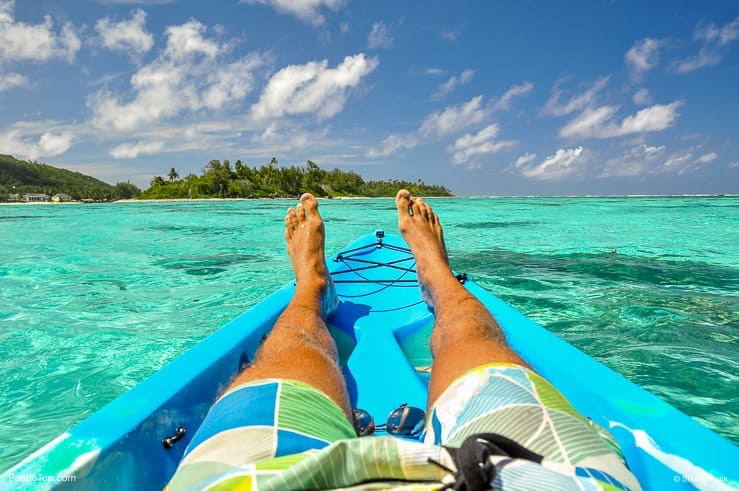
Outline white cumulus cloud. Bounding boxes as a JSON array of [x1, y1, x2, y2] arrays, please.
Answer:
[[249, 53, 378, 123], [513, 153, 536, 168], [0, 71, 27, 91], [0, 128, 74, 160], [632, 88, 651, 105], [694, 152, 717, 164], [89, 20, 265, 132], [519, 146, 585, 180], [0, 0, 12, 23], [203, 55, 266, 109], [625, 38, 662, 78], [368, 86, 528, 162], [492, 81, 533, 111], [240, 0, 343, 26], [366, 133, 419, 158], [559, 105, 618, 138], [600, 144, 715, 177], [542, 76, 610, 117], [559, 101, 682, 139], [599, 144, 666, 177], [662, 152, 694, 174], [419, 95, 489, 138], [617, 102, 682, 134], [253, 121, 330, 152], [367, 22, 392, 49], [0, 0, 80, 63], [431, 69, 475, 100], [95, 8, 154, 55], [638, 144, 667, 156], [448, 124, 517, 167], [675, 17, 739, 73], [110, 140, 164, 158], [367, 94, 495, 159], [675, 48, 722, 74], [164, 20, 220, 60], [695, 16, 739, 46]]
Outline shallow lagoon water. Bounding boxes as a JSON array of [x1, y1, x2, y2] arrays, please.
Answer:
[[0, 197, 737, 470]]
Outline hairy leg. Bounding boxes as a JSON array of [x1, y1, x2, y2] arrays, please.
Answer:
[[228, 193, 351, 417], [395, 190, 531, 409]]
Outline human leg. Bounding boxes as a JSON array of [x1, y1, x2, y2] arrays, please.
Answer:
[[396, 190, 640, 489], [394, 189, 530, 408], [167, 194, 357, 490], [227, 192, 351, 416]]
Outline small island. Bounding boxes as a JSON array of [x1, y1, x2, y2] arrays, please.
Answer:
[[141, 158, 452, 199], [1, 154, 453, 202]]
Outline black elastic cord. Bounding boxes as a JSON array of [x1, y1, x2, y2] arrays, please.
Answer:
[[435, 433, 544, 491], [330, 246, 419, 296]]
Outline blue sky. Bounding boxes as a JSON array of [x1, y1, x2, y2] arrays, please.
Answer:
[[0, 0, 737, 195]]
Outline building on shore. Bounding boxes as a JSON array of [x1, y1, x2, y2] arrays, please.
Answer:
[[24, 193, 50, 202], [51, 193, 72, 202]]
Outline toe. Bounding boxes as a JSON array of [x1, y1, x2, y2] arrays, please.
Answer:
[[396, 189, 412, 217], [426, 204, 437, 223], [286, 208, 299, 229], [296, 202, 306, 222], [284, 213, 295, 241], [423, 206, 432, 221], [301, 192, 321, 219], [411, 198, 424, 219]]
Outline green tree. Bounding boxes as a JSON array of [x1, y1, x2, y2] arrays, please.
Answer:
[[113, 182, 141, 199], [168, 167, 179, 182], [302, 160, 326, 195], [202, 160, 230, 197]]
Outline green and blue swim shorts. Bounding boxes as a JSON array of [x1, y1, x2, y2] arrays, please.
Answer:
[[167, 363, 641, 490]]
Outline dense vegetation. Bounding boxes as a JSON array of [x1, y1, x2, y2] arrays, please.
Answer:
[[0, 154, 452, 202], [140, 159, 453, 199], [0, 154, 140, 201]]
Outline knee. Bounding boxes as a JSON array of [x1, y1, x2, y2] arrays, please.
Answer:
[[261, 328, 339, 361], [430, 317, 508, 354]]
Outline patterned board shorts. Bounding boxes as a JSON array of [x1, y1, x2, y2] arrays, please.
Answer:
[[166, 363, 641, 491]]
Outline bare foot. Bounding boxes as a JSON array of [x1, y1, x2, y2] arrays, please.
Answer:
[[395, 189, 453, 307], [285, 193, 338, 317]]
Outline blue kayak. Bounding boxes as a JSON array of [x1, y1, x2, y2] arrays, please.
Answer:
[[2, 231, 737, 490]]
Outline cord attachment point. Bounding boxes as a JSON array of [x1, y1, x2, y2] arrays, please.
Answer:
[[163, 426, 186, 449], [375, 229, 385, 247], [456, 273, 467, 284]]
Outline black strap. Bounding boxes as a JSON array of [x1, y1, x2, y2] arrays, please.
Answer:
[[433, 433, 544, 491]]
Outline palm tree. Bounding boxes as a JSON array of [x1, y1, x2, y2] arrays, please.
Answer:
[[168, 167, 179, 182]]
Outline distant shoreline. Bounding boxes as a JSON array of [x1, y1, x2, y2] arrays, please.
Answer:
[[0, 201, 84, 206], [1, 194, 736, 206], [113, 196, 374, 203]]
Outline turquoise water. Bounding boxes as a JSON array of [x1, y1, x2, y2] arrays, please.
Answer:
[[0, 197, 737, 470]]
